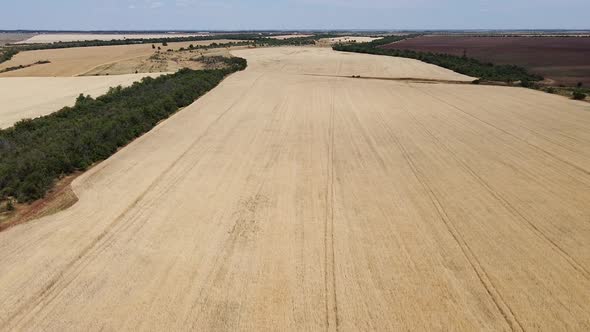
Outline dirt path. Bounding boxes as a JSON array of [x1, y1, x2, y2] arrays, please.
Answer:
[[0, 47, 589, 331]]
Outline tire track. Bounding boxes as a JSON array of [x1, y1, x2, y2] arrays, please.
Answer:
[[185, 94, 292, 330], [2, 71, 265, 329], [370, 94, 523, 332], [323, 82, 339, 332], [417, 86, 590, 178], [407, 85, 590, 279]]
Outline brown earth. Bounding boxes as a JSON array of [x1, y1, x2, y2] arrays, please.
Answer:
[[0, 47, 589, 330], [383, 36, 590, 86]]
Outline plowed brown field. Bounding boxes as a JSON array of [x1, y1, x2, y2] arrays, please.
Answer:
[[382, 36, 590, 86], [0, 47, 589, 331]]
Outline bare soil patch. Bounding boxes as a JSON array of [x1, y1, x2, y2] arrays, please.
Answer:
[[383, 35, 590, 86], [0, 174, 79, 232]]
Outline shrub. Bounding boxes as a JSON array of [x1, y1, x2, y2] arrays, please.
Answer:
[[573, 90, 587, 100], [6, 199, 14, 211]]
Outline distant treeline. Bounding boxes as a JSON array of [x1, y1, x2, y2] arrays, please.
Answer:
[[333, 35, 543, 83], [12, 34, 255, 51], [255, 35, 339, 46], [1, 34, 339, 65], [0, 57, 247, 202], [10, 33, 339, 51]]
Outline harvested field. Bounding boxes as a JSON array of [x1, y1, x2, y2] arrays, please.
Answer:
[[269, 34, 314, 39], [0, 46, 589, 331], [383, 35, 590, 86], [0, 33, 34, 46], [0, 40, 242, 77], [0, 74, 162, 128], [81, 46, 248, 76], [244, 47, 474, 82], [15, 33, 207, 44], [324, 36, 382, 44]]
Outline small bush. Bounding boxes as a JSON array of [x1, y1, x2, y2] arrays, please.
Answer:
[[545, 87, 555, 94], [6, 200, 14, 211], [573, 90, 587, 100]]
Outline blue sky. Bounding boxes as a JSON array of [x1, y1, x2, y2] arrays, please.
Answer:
[[2, 0, 589, 30]]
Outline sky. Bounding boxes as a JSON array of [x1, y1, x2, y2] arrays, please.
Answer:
[[1, 0, 589, 31]]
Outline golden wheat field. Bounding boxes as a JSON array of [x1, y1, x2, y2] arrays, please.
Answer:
[[0, 40, 242, 77], [0, 47, 589, 331], [0, 74, 164, 128]]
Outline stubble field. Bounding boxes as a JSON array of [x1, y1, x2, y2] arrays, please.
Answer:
[[0, 39, 242, 77], [0, 46, 589, 331], [15, 33, 207, 44], [0, 73, 163, 128]]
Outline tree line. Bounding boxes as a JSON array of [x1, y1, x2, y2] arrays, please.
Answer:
[[2, 33, 339, 66], [333, 35, 543, 83], [0, 48, 18, 64], [0, 57, 247, 203]]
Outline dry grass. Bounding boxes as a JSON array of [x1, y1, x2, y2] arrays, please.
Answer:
[[0, 40, 242, 77], [0, 46, 589, 330], [0, 74, 163, 128]]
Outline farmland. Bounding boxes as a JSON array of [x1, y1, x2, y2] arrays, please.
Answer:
[[15, 33, 207, 44], [382, 36, 590, 86], [0, 74, 163, 128], [0, 45, 589, 330], [0, 39, 244, 77]]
